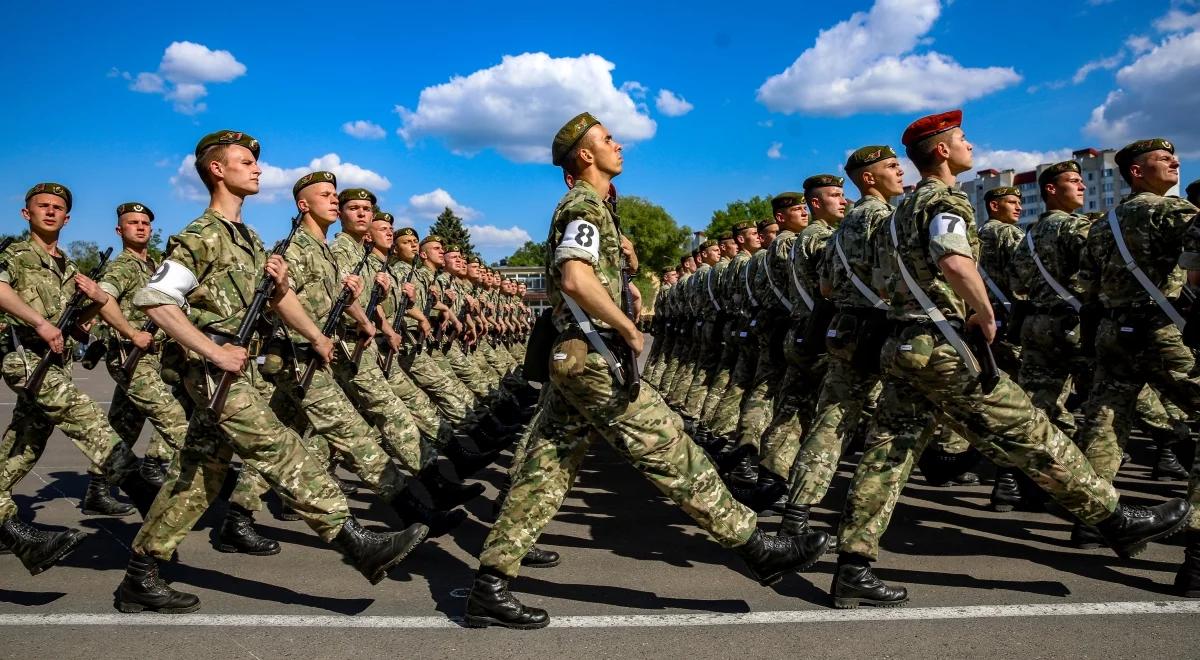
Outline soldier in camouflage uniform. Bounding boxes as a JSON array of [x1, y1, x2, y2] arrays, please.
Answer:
[[1010, 160, 1093, 436], [0, 183, 160, 576], [466, 113, 830, 630], [661, 252, 698, 404], [114, 131, 427, 614], [709, 223, 761, 448], [829, 111, 1191, 609], [1071, 139, 1200, 595], [645, 268, 677, 387], [682, 240, 724, 423]]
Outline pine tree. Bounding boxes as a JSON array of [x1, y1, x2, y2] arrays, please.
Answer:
[[429, 207, 476, 258]]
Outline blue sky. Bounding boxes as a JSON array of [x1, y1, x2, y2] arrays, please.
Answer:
[[4, 0, 1197, 261]]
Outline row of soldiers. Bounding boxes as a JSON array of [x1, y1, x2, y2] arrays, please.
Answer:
[[645, 123, 1200, 605], [0, 136, 541, 614]]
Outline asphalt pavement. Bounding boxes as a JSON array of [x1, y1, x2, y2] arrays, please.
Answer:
[[1, 349, 1197, 659]]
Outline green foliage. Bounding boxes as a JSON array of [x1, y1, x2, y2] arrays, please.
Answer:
[[0, 228, 30, 246], [617, 195, 691, 279], [67, 240, 102, 273], [148, 229, 165, 261], [497, 240, 548, 267], [705, 195, 774, 238], [430, 208, 477, 259]]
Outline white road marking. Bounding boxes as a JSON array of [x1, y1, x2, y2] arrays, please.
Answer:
[[0, 601, 1197, 629]]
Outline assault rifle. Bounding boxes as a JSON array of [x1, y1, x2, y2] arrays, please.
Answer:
[[25, 246, 113, 394], [298, 240, 373, 394], [121, 318, 159, 378], [351, 241, 393, 365], [380, 254, 421, 375]]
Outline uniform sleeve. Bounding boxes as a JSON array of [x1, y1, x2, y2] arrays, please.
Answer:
[[552, 198, 607, 268], [927, 199, 975, 262], [133, 230, 204, 308], [1174, 201, 1200, 270]]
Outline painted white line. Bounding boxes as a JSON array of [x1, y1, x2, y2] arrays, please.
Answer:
[[0, 601, 1197, 629]]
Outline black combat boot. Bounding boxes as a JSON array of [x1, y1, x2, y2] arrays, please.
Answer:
[[1070, 521, 1105, 549], [493, 477, 511, 518], [714, 444, 754, 476], [114, 552, 200, 614], [0, 515, 85, 576], [730, 453, 759, 487], [464, 567, 550, 629], [729, 471, 787, 513], [735, 527, 830, 587], [520, 546, 561, 568], [830, 555, 909, 609], [919, 446, 981, 487], [1095, 498, 1192, 558], [990, 468, 1022, 512], [444, 439, 502, 479], [1152, 428, 1190, 481], [778, 504, 811, 538], [1175, 530, 1200, 598], [216, 504, 281, 556], [703, 432, 730, 455], [81, 474, 135, 517], [276, 503, 302, 522], [139, 456, 167, 489], [392, 487, 467, 538], [116, 470, 162, 518], [331, 517, 428, 584], [418, 464, 485, 510]]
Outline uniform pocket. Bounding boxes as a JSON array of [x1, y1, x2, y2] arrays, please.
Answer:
[[549, 329, 589, 380], [891, 328, 935, 373]]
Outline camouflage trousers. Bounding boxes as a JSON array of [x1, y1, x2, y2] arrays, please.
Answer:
[[478, 339, 757, 578], [658, 328, 690, 399], [1077, 320, 1200, 530], [385, 355, 454, 447], [333, 342, 432, 474], [100, 351, 187, 476], [711, 334, 759, 437], [401, 348, 478, 429], [838, 326, 1119, 561], [701, 323, 742, 428], [683, 321, 725, 419], [132, 359, 349, 559], [229, 354, 407, 513], [1019, 312, 1091, 436], [668, 325, 703, 407], [444, 342, 494, 400], [644, 330, 672, 388], [0, 350, 137, 521], [759, 331, 823, 479], [736, 320, 787, 451]]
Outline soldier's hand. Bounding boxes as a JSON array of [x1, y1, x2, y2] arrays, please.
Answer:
[[131, 331, 153, 351], [387, 332, 403, 352], [402, 282, 416, 299], [966, 312, 997, 345], [74, 275, 110, 305], [418, 318, 433, 337], [446, 290, 458, 302], [622, 328, 645, 356], [343, 275, 364, 299], [265, 255, 289, 290], [356, 318, 377, 340], [313, 336, 335, 365], [212, 344, 248, 373], [374, 272, 391, 293], [620, 236, 639, 273], [35, 319, 64, 354]]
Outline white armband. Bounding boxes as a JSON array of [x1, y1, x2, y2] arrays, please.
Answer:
[[929, 213, 968, 240], [556, 219, 602, 263], [144, 259, 199, 306]]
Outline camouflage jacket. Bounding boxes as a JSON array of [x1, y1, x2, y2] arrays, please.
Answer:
[[773, 229, 811, 321], [822, 196, 891, 309], [282, 225, 344, 343], [1011, 209, 1091, 309], [330, 232, 374, 315], [977, 219, 1024, 304], [134, 209, 269, 337], [750, 246, 786, 317], [1082, 192, 1198, 309], [0, 238, 81, 346], [98, 249, 158, 330], [690, 263, 715, 319], [796, 219, 835, 303], [881, 176, 979, 323], [708, 256, 731, 319], [391, 260, 433, 334], [546, 179, 624, 333], [724, 251, 751, 314]]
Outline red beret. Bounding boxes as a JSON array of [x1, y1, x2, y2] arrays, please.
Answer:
[[901, 109, 962, 147]]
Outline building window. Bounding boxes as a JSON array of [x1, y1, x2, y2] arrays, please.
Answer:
[[1103, 168, 1113, 177], [1105, 196, 1114, 206], [1103, 183, 1113, 192], [1089, 201, 1096, 210]]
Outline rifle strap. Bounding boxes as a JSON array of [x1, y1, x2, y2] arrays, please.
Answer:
[[1024, 231, 1082, 312], [705, 267, 722, 312], [562, 293, 626, 387], [788, 238, 815, 312], [763, 252, 793, 312], [978, 264, 1012, 311], [1106, 209, 1187, 332], [833, 231, 887, 310]]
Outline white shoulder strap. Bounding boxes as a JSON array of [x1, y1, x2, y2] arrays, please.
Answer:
[[1106, 210, 1186, 331]]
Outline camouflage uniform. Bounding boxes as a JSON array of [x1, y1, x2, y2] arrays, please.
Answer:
[[661, 269, 696, 402], [837, 176, 1119, 561], [669, 262, 707, 409], [736, 246, 788, 451], [1011, 209, 1093, 434], [710, 250, 756, 438], [129, 209, 349, 558], [645, 280, 674, 388], [0, 239, 139, 522], [479, 179, 756, 577], [683, 257, 728, 419], [976, 217, 1024, 372]]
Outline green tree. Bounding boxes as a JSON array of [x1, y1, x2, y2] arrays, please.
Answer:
[[0, 228, 30, 247], [68, 240, 103, 273], [498, 240, 548, 267], [430, 207, 477, 259], [705, 195, 774, 238], [618, 195, 690, 284], [148, 228, 165, 261]]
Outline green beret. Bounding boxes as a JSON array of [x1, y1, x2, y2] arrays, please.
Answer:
[[293, 171, 336, 200], [116, 201, 154, 221], [844, 145, 897, 173], [1038, 160, 1080, 188], [420, 233, 445, 247], [395, 227, 418, 238], [195, 130, 260, 159], [25, 182, 72, 211], [551, 112, 601, 167], [803, 174, 844, 193], [700, 239, 717, 250], [679, 254, 691, 264], [732, 221, 756, 234], [338, 188, 376, 206], [983, 187, 1020, 204], [1186, 178, 1200, 202], [771, 192, 805, 212], [468, 255, 482, 264], [1115, 138, 1174, 172], [756, 219, 778, 232], [444, 243, 463, 254], [373, 211, 394, 225], [718, 231, 734, 241]]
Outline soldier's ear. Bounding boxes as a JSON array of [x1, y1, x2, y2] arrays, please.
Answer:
[[296, 198, 310, 214]]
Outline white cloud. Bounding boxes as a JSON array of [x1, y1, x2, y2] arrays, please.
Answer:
[[620, 81, 649, 99], [1126, 35, 1155, 54], [123, 41, 246, 114], [342, 120, 386, 140], [408, 188, 480, 221], [1154, 8, 1200, 33], [756, 0, 1020, 116], [465, 224, 533, 250], [655, 89, 694, 117], [171, 153, 391, 203], [395, 52, 656, 163], [767, 142, 784, 159], [1072, 52, 1124, 84], [972, 147, 1075, 173]]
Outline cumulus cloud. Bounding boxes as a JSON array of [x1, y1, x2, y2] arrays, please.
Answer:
[[972, 147, 1075, 173], [620, 81, 649, 99], [408, 188, 480, 221], [756, 0, 1019, 116], [767, 142, 784, 159], [655, 89, 694, 117], [121, 41, 247, 114], [395, 52, 656, 163], [342, 120, 386, 140], [465, 224, 533, 250], [1085, 12, 1200, 154], [171, 153, 391, 203], [1072, 52, 1124, 84]]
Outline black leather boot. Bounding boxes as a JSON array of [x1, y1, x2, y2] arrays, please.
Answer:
[[729, 472, 787, 513], [1152, 429, 1190, 481], [276, 503, 302, 522], [734, 527, 830, 586], [419, 465, 484, 510], [830, 557, 909, 609], [444, 439, 502, 479], [464, 567, 550, 629], [990, 468, 1022, 512], [778, 504, 811, 538], [0, 515, 85, 576], [139, 456, 167, 489], [1071, 521, 1105, 549], [392, 487, 466, 538], [331, 517, 428, 585], [114, 552, 200, 614], [702, 432, 729, 455], [82, 474, 135, 517], [918, 446, 981, 487], [1175, 530, 1200, 598], [730, 453, 759, 487], [1095, 498, 1192, 558], [216, 504, 281, 556], [714, 444, 754, 475], [116, 470, 162, 518], [520, 546, 561, 568]]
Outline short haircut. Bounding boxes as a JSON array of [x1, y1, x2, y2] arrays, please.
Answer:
[[195, 144, 232, 192]]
